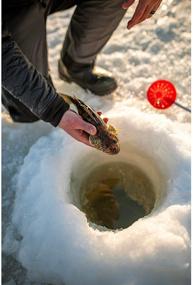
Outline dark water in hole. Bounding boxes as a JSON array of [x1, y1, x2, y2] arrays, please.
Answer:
[[112, 184, 146, 229], [80, 162, 155, 230]]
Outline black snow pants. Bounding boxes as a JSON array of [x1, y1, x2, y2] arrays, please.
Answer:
[[2, 0, 126, 122]]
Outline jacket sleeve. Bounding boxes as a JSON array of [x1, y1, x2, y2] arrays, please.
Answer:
[[2, 33, 70, 127]]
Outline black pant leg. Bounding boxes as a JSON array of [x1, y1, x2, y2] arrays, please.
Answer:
[[61, 0, 127, 64], [6, 2, 49, 76], [47, 0, 76, 15]]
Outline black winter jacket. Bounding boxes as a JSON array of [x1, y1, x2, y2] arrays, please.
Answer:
[[2, 0, 70, 126]]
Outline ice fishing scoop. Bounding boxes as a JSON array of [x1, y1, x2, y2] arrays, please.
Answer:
[[147, 80, 191, 113]]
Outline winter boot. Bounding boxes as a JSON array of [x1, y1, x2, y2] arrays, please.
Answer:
[[58, 54, 117, 96]]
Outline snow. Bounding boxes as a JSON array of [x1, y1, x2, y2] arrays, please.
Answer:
[[2, 0, 191, 284]]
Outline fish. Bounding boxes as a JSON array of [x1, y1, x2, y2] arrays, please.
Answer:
[[61, 94, 120, 155]]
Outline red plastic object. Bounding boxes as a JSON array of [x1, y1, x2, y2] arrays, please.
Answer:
[[147, 80, 177, 109], [103, 118, 109, 124]]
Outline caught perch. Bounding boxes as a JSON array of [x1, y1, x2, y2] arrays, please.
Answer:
[[60, 94, 120, 155]]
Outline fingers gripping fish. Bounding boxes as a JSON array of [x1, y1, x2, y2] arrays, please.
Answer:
[[60, 94, 120, 155]]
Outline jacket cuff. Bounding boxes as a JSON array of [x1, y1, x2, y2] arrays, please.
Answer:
[[41, 95, 70, 127]]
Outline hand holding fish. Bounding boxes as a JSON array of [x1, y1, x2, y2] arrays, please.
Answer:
[[58, 94, 120, 154], [58, 110, 97, 147], [58, 109, 109, 147]]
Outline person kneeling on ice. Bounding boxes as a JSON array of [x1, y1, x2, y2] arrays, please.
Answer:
[[2, 0, 162, 146]]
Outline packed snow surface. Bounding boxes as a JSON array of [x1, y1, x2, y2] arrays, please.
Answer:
[[2, 0, 190, 284]]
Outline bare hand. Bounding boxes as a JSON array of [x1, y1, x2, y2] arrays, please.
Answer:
[[58, 110, 97, 146], [122, 0, 162, 29]]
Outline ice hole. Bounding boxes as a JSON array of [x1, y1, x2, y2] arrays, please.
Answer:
[[70, 143, 166, 230]]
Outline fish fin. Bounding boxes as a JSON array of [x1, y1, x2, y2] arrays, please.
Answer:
[[107, 124, 118, 135]]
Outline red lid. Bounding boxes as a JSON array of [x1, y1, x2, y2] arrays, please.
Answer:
[[147, 80, 177, 109]]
